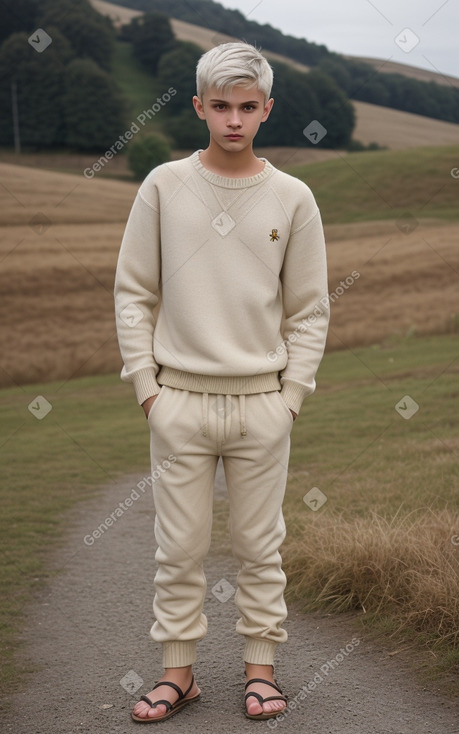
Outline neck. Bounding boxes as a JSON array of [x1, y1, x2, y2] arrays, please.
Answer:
[[200, 139, 263, 177]]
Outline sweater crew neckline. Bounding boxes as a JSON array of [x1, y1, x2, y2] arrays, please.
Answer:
[[191, 149, 275, 188]]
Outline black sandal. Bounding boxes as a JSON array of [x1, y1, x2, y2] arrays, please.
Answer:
[[132, 675, 200, 723], [244, 676, 288, 720]]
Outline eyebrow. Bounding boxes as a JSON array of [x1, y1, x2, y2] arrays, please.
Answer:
[[209, 99, 260, 104]]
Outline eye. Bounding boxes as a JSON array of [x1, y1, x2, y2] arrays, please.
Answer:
[[213, 104, 226, 110], [244, 105, 256, 111]]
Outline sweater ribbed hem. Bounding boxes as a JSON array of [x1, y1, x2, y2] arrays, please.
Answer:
[[280, 378, 315, 415], [157, 367, 281, 395], [161, 640, 197, 668], [243, 638, 279, 665]]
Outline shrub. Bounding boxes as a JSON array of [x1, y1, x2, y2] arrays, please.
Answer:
[[128, 134, 171, 180]]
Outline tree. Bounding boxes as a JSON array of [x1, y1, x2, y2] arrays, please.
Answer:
[[255, 62, 321, 147], [120, 13, 175, 74], [305, 70, 355, 148], [128, 134, 171, 179], [38, 0, 115, 71], [62, 59, 126, 150], [0, 0, 40, 44], [156, 41, 203, 115], [0, 30, 71, 147]]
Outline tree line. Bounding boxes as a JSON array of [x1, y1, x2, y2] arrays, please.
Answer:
[[116, 0, 459, 125], [123, 15, 354, 149], [0, 0, 125, 150], [0, 1, 354, 151]]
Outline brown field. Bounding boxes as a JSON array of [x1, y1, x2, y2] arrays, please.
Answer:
[[1, 163, 458, 389], [0, 147, 341, 178], [344, 55, 459, 88], [90, 0, 459, 151]]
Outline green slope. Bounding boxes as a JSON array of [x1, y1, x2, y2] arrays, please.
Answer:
[[287, 145, 459, 224]]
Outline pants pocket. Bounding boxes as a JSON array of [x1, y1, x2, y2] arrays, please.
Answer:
[[147, 385, 167, 422], [273, 390, 294, 423]]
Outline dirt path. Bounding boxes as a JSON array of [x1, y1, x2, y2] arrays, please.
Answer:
[[3, 463, 458, 733]]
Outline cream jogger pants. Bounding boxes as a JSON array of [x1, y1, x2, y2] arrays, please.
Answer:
[[147, 385, 294, 668]]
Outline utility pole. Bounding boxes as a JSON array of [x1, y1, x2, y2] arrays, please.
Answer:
[[11, 79, 21, 154]]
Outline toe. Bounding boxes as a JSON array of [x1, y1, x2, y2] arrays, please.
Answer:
[[263, 699, 286, 713], [133, 700, 165, 719], [147, 704, 166, 718], [133, 702, 150, 719], [246, 697, 263, 716]]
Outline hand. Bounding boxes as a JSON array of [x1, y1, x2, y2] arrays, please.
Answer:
[[290, 409, 297, 421], [142, 394, 158, 419]]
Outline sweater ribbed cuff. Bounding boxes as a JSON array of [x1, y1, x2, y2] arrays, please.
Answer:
[[131, 368, 161, 405], [243, 638, 279, 666], [280, 379, 315, 415], [161, 640, 197, 667]]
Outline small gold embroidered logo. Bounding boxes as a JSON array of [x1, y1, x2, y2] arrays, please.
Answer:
[[269, 228, 280, 242]]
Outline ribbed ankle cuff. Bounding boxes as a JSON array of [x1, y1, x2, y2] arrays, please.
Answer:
[[243, 638, 278, 665], [162, 640, 197, 667]]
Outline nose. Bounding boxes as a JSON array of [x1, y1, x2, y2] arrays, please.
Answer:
[[227, 110, 242, 128]]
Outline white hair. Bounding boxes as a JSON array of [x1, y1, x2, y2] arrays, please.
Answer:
[[196, 42, 274, 102]]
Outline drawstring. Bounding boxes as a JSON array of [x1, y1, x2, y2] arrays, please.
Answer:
[[239, 394, 247, 437], [200, 392, 247, 438], [201, 392, 209, 436]]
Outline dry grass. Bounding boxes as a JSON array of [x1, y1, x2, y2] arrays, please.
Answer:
[[344, 55, 459, 89], [283, 509, 459, 649], [324, 219, 459, 349], [0, 147, 340, 178], [1, 162, 458, 388]]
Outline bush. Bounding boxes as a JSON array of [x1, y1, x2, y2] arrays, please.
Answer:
[[166, 108, 209, 149], [128, 134, 171, 180]]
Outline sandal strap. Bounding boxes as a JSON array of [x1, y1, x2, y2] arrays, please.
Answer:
[[139, 694, 172, 712], [152, 680, 184, 698], [259, 694, 288, 704], [245, 677, 283, 695], [245, 691, 288, 704], [149, 674, 194, 704], [245, 691, 264, 705], [182, 675, 195, 699]]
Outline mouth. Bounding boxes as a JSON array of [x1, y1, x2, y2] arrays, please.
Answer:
[[225, 134, 243, 139]]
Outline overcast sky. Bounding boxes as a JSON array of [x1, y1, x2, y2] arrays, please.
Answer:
[[218, 0, 458, 79]]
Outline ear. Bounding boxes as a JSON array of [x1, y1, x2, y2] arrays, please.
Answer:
[[261, 97, 274, 123], [192, 95, 206, 120]]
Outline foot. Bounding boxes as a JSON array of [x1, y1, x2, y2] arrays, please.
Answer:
[[132, 665, 200, 721], [245, 663, 287, 717]]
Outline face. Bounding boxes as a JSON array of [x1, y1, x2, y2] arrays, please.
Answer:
[[193, 84, 274, 153]]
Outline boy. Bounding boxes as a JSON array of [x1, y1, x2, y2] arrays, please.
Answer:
[[114, 41, 329, 723]]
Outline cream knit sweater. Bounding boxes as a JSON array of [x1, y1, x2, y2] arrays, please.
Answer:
[[114, 149, 329, 415]]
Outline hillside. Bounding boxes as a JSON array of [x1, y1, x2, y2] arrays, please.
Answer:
[[1, 149, 458, 388], [344, 55, 459, 89], [90, 0, 459, 150]]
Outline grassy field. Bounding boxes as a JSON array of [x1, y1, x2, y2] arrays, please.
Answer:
[[1, 334, 457, 693], [111, 40, 168, 134], [289, 144, 459, 223]]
